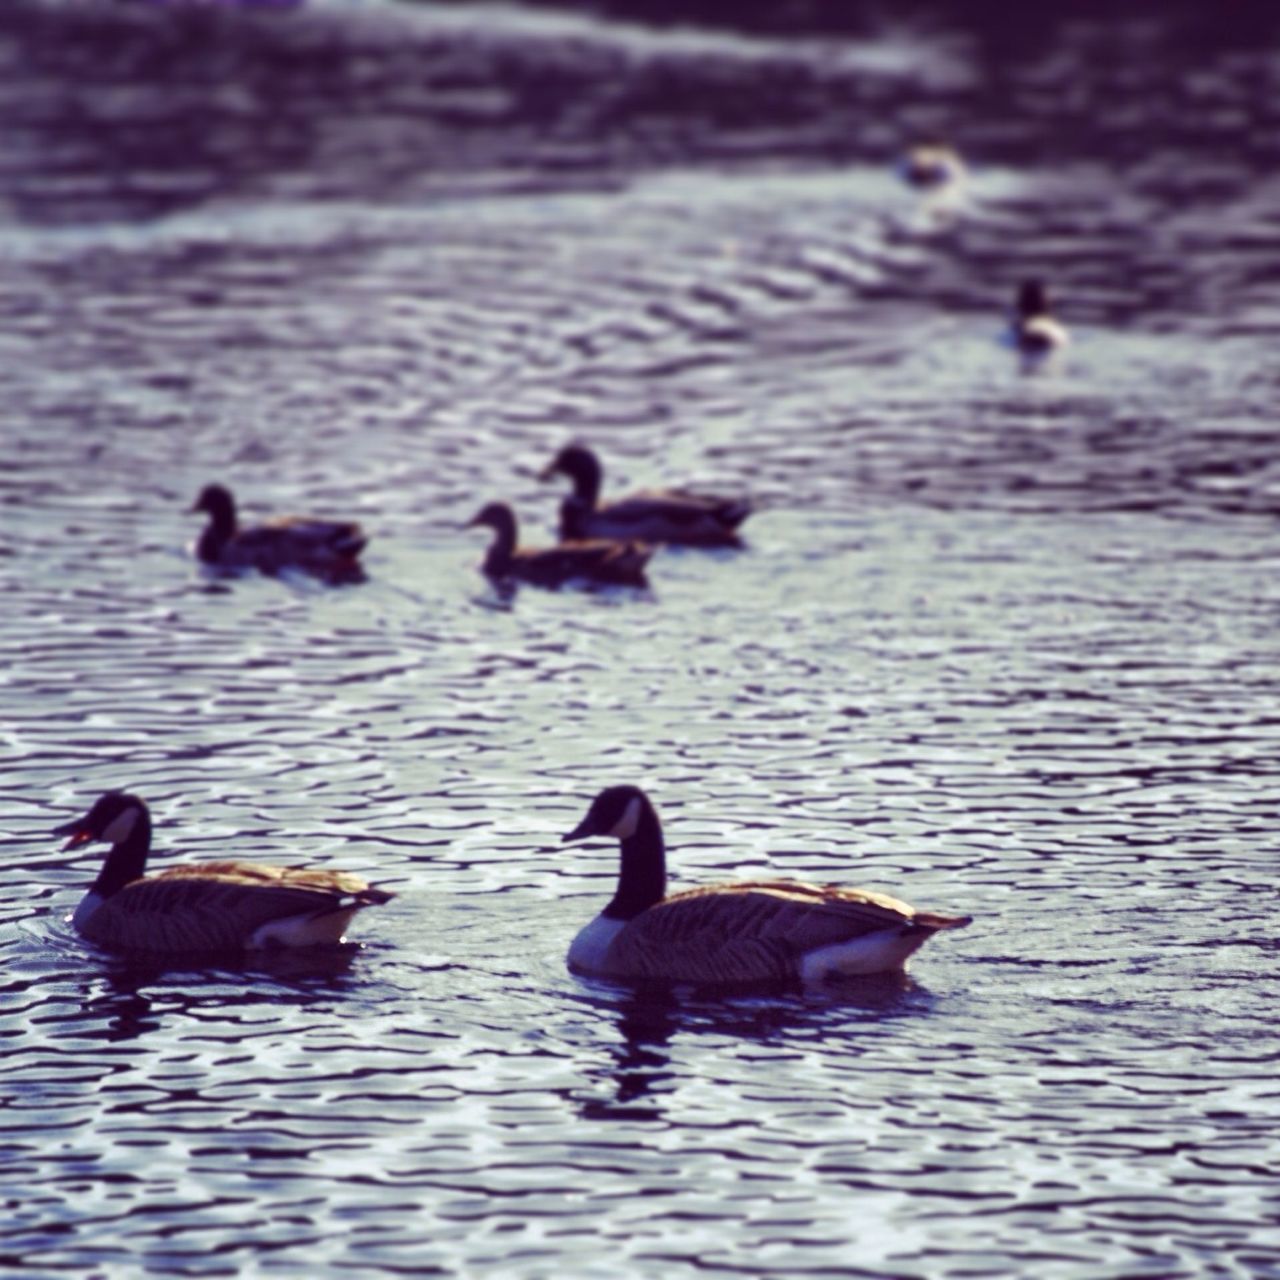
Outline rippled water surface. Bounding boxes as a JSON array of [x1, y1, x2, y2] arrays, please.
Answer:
[[3, 1, 1279, 1275]]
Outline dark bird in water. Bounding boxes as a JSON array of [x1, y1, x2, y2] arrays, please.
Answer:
[[466, 501, 651, 589], [191, 483, 367, 580], [900, 140, 966, 190], [1012, 280, 1070, 355], [55, 791, 393, 953], [561, 785, 971, 985], [541, 444, 751, 547]]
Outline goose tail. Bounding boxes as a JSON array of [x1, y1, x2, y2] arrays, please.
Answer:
[[328, 525, 367, 559], [717, 499, 752, 530], [908, 910, 972, 932]]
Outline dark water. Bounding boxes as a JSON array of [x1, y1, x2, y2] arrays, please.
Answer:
[[3, 1, 1279, 1275]]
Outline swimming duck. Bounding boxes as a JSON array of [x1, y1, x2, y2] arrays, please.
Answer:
[[467, 501, 652, 589], [56, 791, 393, 953], [540, 444, 751, 547], [1012, 280, 1070, 355], [562, 785, 970, 984], [900, 141, 966, 190], [191, 483, 367, 578]]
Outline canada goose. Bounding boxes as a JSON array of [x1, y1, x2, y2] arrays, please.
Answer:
[[562, 786, 970, 984], [55, 791, 393, 953], [466, 501, 651, 588], [540, 444, 751, 547], [191, 483, 367, 579], [1012, 280, 1070, 355], [900, 141, 966, 190]]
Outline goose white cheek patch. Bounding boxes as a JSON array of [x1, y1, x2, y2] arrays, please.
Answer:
[[102, 807, 139, 845], [607, 797, 642, 840]]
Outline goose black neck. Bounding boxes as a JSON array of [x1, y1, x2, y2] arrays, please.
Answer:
[[565, 452, 602, 507], [557, 497, 590, 540], [482, 517, 516, 577], [93, 811, 152, 898], [1018, 281, 1048, 320], [604, 803, 667, 920], [197, 495, 237, 563]]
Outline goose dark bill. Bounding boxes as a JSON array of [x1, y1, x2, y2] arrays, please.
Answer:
[[53, 818, 93, 849]]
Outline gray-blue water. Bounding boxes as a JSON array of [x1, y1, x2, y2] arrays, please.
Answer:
[[2, 2, 1278, 1275]]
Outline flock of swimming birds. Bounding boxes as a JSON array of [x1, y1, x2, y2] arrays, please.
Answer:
[[57, 151, 1063, 985]]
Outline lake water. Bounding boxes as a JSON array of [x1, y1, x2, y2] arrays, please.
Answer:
[[2, 1, 1278, 1276]]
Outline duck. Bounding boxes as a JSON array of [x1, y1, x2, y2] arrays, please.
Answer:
[[1012, 280, 1070, 355], [561, 785, 971, 984], [466, 501, 652, 589], [55, 791, 393, 953], [900, 140, 966, 191], [540, 444, 751, 547], [191, 483, 367, 579]]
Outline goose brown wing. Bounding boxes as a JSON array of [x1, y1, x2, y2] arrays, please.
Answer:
[[266, 515, 365, 548], [83, 862, 389, 952], [239, 518, 367, 562], [633, 488, 751, 525], [605, 880, 946, 983], [515, 539, 650, 585], [606, 492, 750, 532], [153, 861, 380, 895]]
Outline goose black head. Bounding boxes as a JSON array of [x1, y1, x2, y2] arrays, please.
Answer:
[[540, 444, 602, 504], [465, 499, 514, 529], [465, 501, 518, 538], [53, 791, 149, 850], [563, 785, 651, 843], [192, 483, 235, 516], [191, 484, 239, 563]]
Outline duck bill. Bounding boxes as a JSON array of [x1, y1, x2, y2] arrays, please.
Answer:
[[52, 818, 93, 850]]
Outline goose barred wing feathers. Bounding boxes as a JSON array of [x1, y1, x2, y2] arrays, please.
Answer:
[[611, 490, 750, 528], [79, 861, 392, 952], [234, 517, 367, 562], [512, 539, 651, 587], [601, 880, 968, 984], [561, 491, 750, 545], [153, 860, 386, 896]]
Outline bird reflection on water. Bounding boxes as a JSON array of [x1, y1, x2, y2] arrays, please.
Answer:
[[64, 947, 364, 1045], [571, 972, 928, 1122]]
